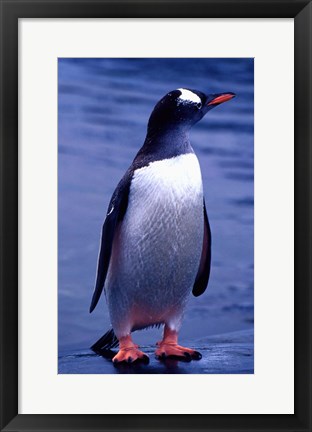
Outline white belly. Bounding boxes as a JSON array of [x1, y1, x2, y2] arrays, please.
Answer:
[[105, 153, 204, 336]]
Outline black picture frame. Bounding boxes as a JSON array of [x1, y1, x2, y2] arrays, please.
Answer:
[[0, 1, 311, 431]]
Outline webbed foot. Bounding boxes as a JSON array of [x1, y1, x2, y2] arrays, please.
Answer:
[[155, 326, 202, 361], [112, 335, 149, 364]]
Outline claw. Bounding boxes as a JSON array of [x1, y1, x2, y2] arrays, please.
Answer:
[[191, 351, 202, 360], [141, 354, 150, 364]]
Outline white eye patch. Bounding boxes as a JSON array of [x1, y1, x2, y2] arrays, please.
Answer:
[[177, 88, 201, 106]]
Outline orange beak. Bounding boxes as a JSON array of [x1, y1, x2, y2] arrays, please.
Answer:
[[207, 93, 236, 106]]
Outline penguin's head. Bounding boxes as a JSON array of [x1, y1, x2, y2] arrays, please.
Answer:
[[147, 88, 235, 133]]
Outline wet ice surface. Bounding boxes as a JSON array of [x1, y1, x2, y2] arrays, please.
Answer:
[[59, 329, 253, 374], [58, 58, 254, 373]]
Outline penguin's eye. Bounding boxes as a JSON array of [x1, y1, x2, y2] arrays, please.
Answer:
[[195, 102, 202, 109]]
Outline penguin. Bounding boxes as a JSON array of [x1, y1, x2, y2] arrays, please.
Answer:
[[90, 88, 235, 364]]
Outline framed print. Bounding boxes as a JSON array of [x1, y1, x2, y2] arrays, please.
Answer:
[[0, 1, 311, 432]]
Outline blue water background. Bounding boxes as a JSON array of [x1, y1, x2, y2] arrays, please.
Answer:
[[58, 58, 254, 367]]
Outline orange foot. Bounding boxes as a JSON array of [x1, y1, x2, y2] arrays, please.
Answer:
[[155, 326, 202, 361], [112, 335, 149, 365]]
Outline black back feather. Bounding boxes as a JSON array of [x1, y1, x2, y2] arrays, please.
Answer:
[[192, 200, 211, 296], [89, 171, 132, 313]]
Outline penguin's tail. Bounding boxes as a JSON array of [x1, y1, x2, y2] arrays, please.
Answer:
[[90, 328, 119, 359]]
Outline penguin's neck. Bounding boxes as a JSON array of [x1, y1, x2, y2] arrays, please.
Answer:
[[136, 127, 193, 164]]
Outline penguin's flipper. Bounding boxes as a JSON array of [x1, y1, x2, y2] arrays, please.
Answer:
[[89, 171, 132, 313], [192, 199, 211, 297]]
